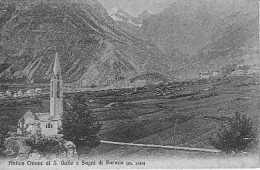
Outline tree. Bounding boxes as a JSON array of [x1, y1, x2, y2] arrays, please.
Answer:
[[0, 120, 11, 155], [62, 94, 101, 154], [210, 112, 257, 153]]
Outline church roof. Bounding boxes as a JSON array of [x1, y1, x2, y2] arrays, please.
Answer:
[[18, 110, 38, 123], [34, 113, 53, 122], [19, 110, 60, 123], [35, 113, 61, 122]]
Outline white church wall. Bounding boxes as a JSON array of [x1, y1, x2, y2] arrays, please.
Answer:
[[40, 121, 59, 136]]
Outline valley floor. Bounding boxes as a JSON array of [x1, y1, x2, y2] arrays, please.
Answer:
[[86, 73, 259, 162], [0, 73, 259, 166]]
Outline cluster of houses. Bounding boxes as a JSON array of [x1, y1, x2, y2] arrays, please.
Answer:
[[199, 63, 253, 80], [198, 71, 219, 80], [0, 88, 43, 99], [198, 64, 251, 80]]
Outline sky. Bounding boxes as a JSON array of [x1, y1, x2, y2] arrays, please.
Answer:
[[97, 0, 176, 16]]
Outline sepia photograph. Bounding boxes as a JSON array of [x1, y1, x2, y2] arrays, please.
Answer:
[[0, 0, 259, 169]]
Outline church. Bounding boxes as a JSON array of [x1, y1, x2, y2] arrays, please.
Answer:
[[17, 53, 63, 136]]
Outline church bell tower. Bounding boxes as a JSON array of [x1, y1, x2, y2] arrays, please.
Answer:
[[50, 53, 63, 118]]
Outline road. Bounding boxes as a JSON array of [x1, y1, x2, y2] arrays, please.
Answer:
[[100, 140, 221, 153]]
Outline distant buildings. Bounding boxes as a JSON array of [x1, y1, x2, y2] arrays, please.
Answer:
[[0, 88, 44, 99], [35, 88, 42, 94], [199, 71, 219, 80], [199, 72, 211, 79], [26, 89, 36, 96], [17, 90, 23, 97], [6, 90, 13, 97], [211, 71, 219, 77], [13, 93, 19, 98]]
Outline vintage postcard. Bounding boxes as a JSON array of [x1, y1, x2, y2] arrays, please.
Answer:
[[0, 0, 259, 169]]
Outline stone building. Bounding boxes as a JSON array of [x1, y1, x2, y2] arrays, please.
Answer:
[[17, 53, 63, 136]]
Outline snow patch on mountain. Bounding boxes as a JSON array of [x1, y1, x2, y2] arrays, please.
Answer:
[[109, 8, 142, 27]]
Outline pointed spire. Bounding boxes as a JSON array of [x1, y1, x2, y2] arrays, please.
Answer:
[[53, 53, 61, 75]]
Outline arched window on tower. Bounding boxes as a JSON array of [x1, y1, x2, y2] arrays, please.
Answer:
[[46, 123, 53, 128], [57, 81, 60, 98]]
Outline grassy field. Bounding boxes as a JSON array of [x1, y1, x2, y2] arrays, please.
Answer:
[[1, 73, 259, 158], [87, 73, 259, 158]]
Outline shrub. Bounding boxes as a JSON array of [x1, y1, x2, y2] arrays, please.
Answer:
[[210, 112, 257, 153], [25, 135, 66, 155]]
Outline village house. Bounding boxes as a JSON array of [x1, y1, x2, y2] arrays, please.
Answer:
[[35, 88, 43, 94], [0, 92, 5, 99], [17, 90, 23, 97], [199, 72, 211, 79], [13, 93, 19, 98], [17, 53, 63, 136], [211, 71, 219, 77], [6, 90, 13, 97], [26, 89, 36, 96]]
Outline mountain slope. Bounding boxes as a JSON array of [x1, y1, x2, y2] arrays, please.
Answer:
[[139, 0, 258, 55], [0, 0, 171, 86], [138, 0, 259, 80], [137, 10, 153, 21], [108, 8, 142, 35]]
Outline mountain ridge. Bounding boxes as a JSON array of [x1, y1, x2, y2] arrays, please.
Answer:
[[0, 0, 172, 87], [137, 0, 259, 80]]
